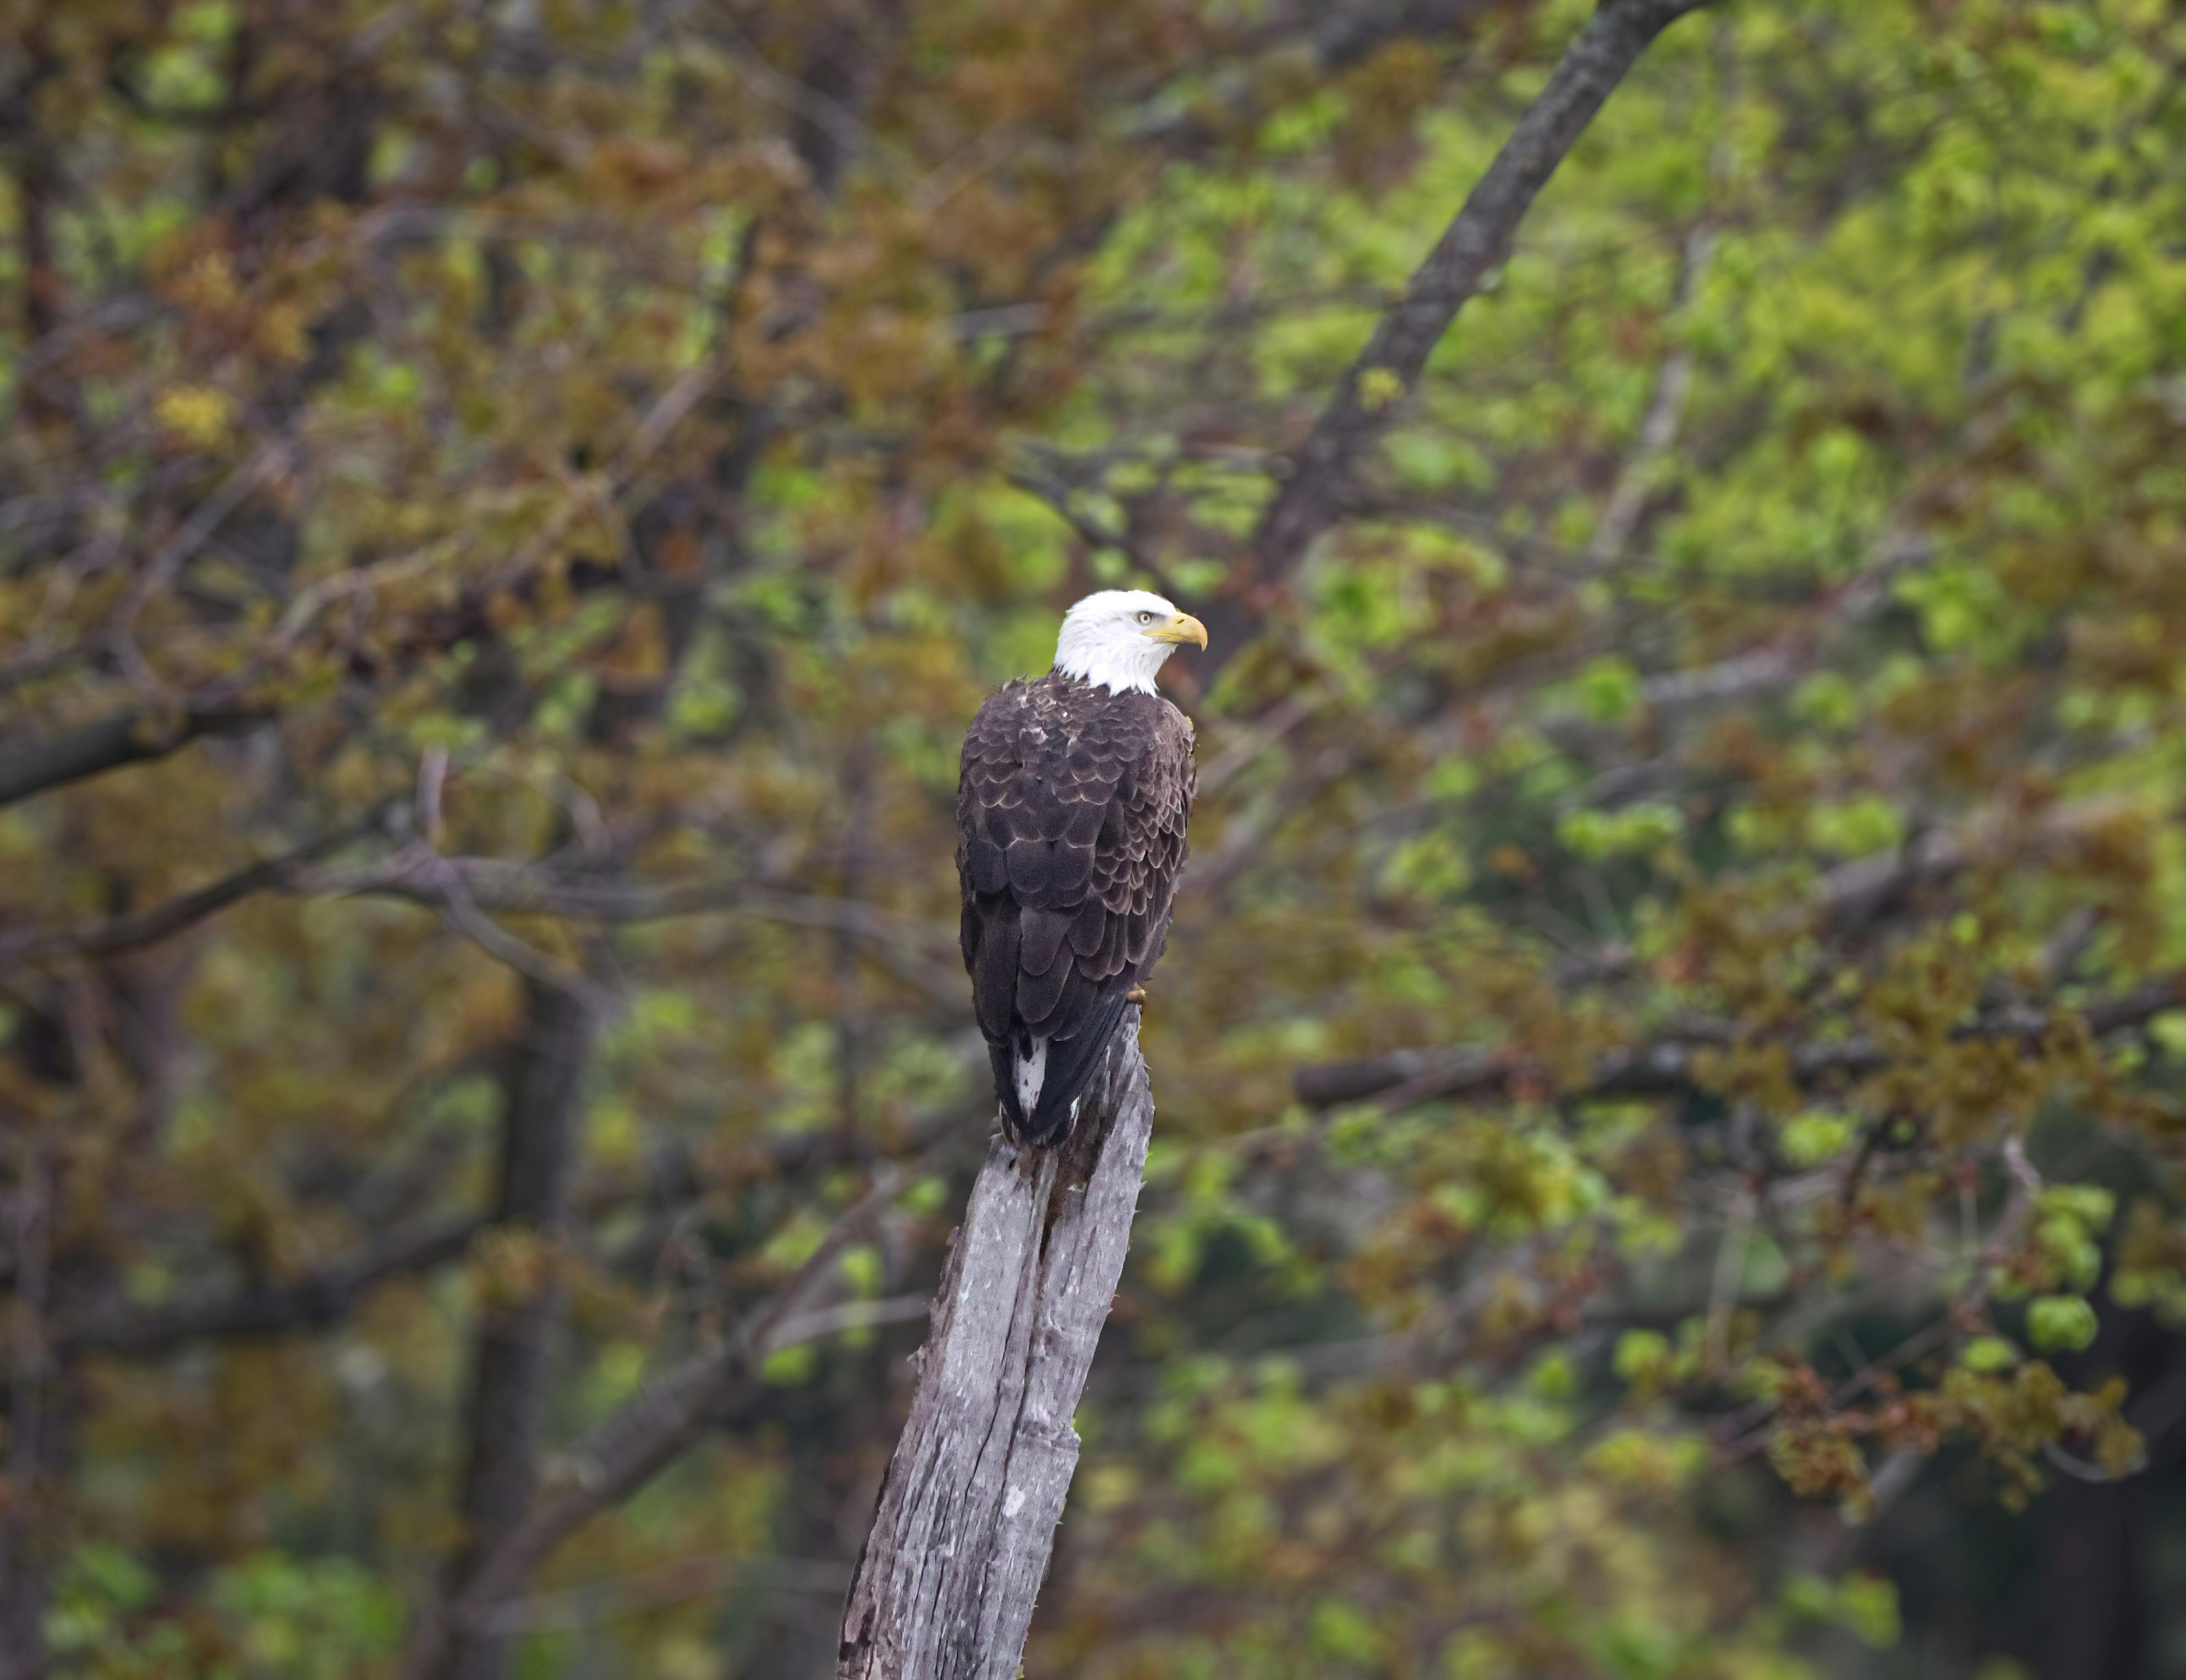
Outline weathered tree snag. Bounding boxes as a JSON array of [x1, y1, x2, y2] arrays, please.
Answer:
[[837, 1013, 1154, 1680]]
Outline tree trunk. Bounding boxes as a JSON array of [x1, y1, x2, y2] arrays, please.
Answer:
[[432, 977, 599, 1680], [0, 1144, 54, 1680], [837, 1013, 1154, 1680]]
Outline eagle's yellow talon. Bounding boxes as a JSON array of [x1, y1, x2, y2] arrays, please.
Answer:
[[1126, 986, 1148, 1005]]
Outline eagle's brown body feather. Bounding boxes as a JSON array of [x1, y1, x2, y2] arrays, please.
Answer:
[[956, 670, 1195, 1143]]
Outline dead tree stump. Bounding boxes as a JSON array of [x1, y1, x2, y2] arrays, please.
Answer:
[[837, 1013, 1154, 1679]]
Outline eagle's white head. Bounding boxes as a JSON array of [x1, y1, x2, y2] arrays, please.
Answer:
[[1052, 589, 1209, 695]]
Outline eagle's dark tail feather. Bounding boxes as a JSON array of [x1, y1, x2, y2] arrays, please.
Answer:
[[992, 991, 1133, 1147]]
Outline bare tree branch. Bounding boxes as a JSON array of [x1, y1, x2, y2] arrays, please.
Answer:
[[1586, 216, 1714, 570], [109, 439, 294, 695], [0, 833, 355, 968], [0, 830, 952, 998], [1294, 971, 2186, 1113], [55, 1212, 483, 1356], [294, 853, 963, 1006], [1004, 461, 1185, 600], [294, 854, 952, 949], [1588, 18, 1734, 570]]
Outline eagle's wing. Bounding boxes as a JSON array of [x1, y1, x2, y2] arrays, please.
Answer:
[[957, 681, 1193, 1141]]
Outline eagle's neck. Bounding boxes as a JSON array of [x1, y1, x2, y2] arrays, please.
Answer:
[[1051, 632, 1170, 696]]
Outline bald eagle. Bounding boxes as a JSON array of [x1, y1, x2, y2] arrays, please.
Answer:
[[956, 590, 1206, 1145]]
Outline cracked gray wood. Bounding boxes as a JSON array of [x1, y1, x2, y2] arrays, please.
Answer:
[[837, 1014, 1154, 1680]]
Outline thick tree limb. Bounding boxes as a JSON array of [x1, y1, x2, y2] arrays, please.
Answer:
[[1295, 972, 2186, 1112], [1203, 0, 1710, 663], [836, 1016, 1154, 1680], [0, 703, 262, 808]]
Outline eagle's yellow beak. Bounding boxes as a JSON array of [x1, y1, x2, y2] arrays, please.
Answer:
[[1144, 611, 1209, 649]]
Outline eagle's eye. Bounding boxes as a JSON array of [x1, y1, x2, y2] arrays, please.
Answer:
[[1136, 610, 1154, 624]]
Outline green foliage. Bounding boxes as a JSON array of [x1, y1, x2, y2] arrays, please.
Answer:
[[47, 1548, 399, 1680], [8, 0, 2186, 1676], [2026, 1295, 2100, 1354]]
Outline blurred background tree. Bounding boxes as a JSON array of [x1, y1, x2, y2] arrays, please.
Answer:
[[3, 0, 2185, 1676]]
